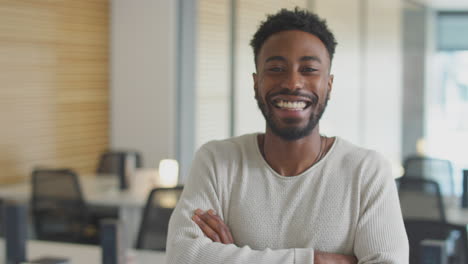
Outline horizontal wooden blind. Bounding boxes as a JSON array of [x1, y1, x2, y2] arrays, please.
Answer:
[[0, 0, 109, 184], [195, 0, 231, 149]]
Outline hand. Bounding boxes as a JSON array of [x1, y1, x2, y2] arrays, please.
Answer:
[[192, 209, 234, 244], [314, 251, 358, 264]]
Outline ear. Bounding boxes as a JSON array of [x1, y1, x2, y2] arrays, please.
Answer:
[[327, 74, 334, 100]]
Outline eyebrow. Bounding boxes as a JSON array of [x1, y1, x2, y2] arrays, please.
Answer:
[[300, 56, 321, 63], [264, 56, 286, 63], [264, 55, 322, 63]]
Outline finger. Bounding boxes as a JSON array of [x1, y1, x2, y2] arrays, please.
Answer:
[[226, 223, 234, 242], [207, 210, 233, 243], [201, 210, 232, 244], [347, 256, 358, 264], [192, 213, 221, 242], [207, 211, 234, 242], [194, 208, 205, 217], [194, 209, 233, 244], [192, 214, 221, 242], [198, 212, 227, 241]]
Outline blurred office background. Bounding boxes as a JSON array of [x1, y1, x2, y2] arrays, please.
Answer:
[[2, 0, 467, 186], [1, 0, 468, 261]]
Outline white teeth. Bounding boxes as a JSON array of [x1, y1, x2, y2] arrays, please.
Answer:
[[275, 100, 307, 110]]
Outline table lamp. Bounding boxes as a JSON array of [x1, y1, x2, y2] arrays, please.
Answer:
[[158, 159, 179, 188], [416, 137, 427, 155]]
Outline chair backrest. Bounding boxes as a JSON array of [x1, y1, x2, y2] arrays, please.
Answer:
[[136, 186, 184, 251], [397, 177, 446, 222], [403, 155, 454, 196], [96, 151, 143, 189], [31, 169, 88, 242], [405, 219, 468, 264]]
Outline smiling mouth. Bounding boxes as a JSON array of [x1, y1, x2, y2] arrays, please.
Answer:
[[272, 99, 312, 111]]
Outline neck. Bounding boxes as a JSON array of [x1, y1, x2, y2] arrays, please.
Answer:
[[260, 127, 325, 176]]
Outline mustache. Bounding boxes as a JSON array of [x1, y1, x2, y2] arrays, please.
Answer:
[[267, 89, 318, 104]]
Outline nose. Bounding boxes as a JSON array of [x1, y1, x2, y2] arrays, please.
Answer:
[[280, 70, 304, 90]]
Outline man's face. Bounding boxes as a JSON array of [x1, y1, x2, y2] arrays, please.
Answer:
[[253, 30, 333, 141]]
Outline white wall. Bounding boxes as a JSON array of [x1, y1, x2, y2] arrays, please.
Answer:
[[315, 0, 361, 145], [315, 0, 403, 167], [109, 0, 403, 172], [110, 0, 177, 168], [363, 0, 402, 166]]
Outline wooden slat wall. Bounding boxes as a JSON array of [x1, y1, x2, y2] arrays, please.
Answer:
[[0, 0, 109, 184]]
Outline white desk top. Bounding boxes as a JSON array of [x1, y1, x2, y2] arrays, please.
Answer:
[[446, 206, 468, 225], [0, 239, 166, 264], [0, 169, 160, 208], [441, 196, 468, 225], [0, 169, 175, 248]]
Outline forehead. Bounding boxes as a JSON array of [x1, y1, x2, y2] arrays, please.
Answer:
[[257, 30, 330, 66]]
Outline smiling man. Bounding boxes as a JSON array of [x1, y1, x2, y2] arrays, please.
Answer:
[[166, 8, 408, 264]]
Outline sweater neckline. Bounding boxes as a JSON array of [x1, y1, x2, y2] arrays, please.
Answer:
[[252, 133, 339, 179]]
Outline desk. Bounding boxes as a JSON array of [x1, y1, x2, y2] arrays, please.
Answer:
[[0, 169, 159, 247], [446, 207, 468, 225], [0, 239, 166, 264], [0, 169, 158, 206], [443, 196, 468, 225]]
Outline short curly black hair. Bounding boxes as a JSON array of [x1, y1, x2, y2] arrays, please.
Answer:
[[250, 7, 337, 68]]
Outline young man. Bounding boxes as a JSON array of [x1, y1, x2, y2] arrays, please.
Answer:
[[166, 8, 408, 264]]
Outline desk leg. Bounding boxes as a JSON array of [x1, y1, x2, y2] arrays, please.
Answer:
[[119, 206, 143, 249]]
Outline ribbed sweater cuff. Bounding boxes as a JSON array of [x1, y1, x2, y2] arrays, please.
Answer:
[[294, 248, 314, 264]]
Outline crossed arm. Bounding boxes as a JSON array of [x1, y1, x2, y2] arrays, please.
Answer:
[[191, 208, 358, 264]]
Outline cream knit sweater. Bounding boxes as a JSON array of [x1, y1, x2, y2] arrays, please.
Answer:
[[166, 134, 409, 264]]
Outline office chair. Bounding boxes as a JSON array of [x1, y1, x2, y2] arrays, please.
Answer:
[[96, 150, 143, 189], [403, 155, 455, 196], [31, 169, 113, 244], [397, 177, 446, 222], [32, 169, 95, 243], [136, 186, 184, 251], [405, 219, 468, 264]]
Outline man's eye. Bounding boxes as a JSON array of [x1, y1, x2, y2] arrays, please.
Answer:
[[268, 67, 284, 72], [302, 67, 317, 72]]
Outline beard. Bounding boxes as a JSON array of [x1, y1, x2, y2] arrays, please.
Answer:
[[255, 89, 329, 141]]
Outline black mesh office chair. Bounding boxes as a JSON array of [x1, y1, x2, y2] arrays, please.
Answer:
[[403, 155, 455, 196], [405, 219, 468, 264], [96, 151, 143, 189], [136, 186, 184, 251], [31, 169, 100, 244], [397, 177, 446, 222]]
